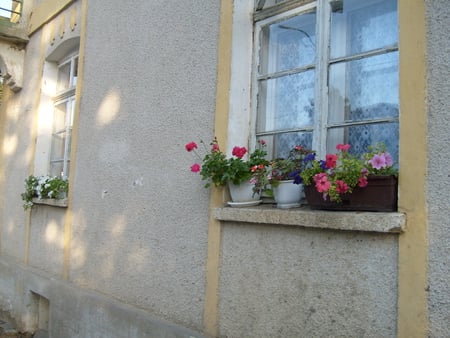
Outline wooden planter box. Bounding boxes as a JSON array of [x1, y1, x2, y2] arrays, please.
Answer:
[[304, 175, 398, 212]]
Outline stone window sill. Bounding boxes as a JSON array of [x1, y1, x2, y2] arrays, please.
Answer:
[[213, 204, 406, 233], [32, 198, 68, 208]]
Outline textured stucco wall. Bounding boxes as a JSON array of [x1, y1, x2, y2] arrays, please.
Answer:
[[0, 29, 43, 261], [425, 0, 450, 336], [219, 223, 398, 337], [67, 0, 220, 332]]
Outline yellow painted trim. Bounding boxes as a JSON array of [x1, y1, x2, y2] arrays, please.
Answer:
[[203, 0, 233, 336], [28, 0, 75, 35], [62, 0, 87, 280], [397, 0, 428, 337]]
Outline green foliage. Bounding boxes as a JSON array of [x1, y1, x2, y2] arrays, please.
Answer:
[[186, 138, 269, 189], [21, 175, 69, 210]]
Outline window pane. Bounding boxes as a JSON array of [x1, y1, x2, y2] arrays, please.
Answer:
[[259, 9, 316, 74], [327, 122, 399, 162], [330, 0, 397, 59], [49, 161, 64, 178], [258, 131, 313, 159], [257, 70, 315, 133], [57, 62, 71, 92], [328, 52, 398, 123], [72, 57, 78, 87]]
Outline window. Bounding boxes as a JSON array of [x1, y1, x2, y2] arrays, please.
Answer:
[[50, 53, 78, 178], [253, 0, 398, 160], [0, 0, 22, 23]]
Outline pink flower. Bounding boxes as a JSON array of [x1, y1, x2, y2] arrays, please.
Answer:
[[211, 143, 220, 152], [232, 146, 247, 159], [336, 144, 351, 151], [314, 174, 331, 193], [190, 164, 201, 172], [185, 142, 197, 152], [335, 180, 349, 194], [294, 145, 303, 151], [313, 172, 327, 183], [325, 154, 338, 169], [358, 176, 368, 187], [369, 154, 386, 170], [259, 139, 266, 146], [383, 152, 393, 167]]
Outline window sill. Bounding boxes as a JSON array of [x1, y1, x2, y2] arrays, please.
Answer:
[[213, 204, 406, 233], [32, 198, 68, 208]]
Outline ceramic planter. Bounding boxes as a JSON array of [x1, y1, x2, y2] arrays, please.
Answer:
[[304, 175, 398, 212], [228, 181, 260, 204], [272, 180, 304, 209]]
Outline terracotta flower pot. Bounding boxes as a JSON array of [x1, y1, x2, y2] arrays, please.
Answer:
[[304, 175, 398, 212]]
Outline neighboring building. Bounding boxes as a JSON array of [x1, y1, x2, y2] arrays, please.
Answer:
[[0, 0, 448, 337]]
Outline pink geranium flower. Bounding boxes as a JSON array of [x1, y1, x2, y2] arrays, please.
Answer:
[[190, 163, 201, 172], [314, 174, 331, 193], [358, 176, 368, 187], [369, 154, 386, 170], [336, 144, 351, 151], [211, 143, 220, 152], [383, 152, 393, 167], [335, 180, 349, 194], [185, 142, 198, 152]]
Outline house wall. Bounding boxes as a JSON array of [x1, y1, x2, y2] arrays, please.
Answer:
[[0, 0, 221, 335], [425, 0, 450, 336], [0, 0, 448, 337]]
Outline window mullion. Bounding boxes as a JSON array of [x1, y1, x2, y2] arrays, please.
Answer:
[[314, 0, 331, 157]]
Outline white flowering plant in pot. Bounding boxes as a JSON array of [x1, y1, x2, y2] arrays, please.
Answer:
[[21, 175, 69, 209]]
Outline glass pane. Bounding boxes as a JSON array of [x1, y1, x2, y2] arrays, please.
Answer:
[[49, 162, 64, 178], [258, 131, 313, 159], [53, 101, 67, 133], [330, 0, 397, 59], [57, 61, 71, 92], [72, 57, 78, 87], [328, 52, 398, 123], [257, 70, 315, 133], [51, 130, 66, 161], [327, 122, 399, 163], [259, 8, 316, 74]]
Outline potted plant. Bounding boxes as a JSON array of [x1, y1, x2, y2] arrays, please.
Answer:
[[300, 143, 398, 211], [267, 145, 315, 209], [21, 175, 69, 209], [185, 138, 269, 204]]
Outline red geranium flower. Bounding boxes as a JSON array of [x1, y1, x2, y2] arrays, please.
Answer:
[[190, 163, 201, 172], [232, 146, 247, 159], [325, 154, 338, 169], [185, 142, 197, 152]]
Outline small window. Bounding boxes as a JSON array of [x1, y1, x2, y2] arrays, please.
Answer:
[[50, 53, 78, 178], [0, 0, 22, 23], [253, 0, 398, 160]]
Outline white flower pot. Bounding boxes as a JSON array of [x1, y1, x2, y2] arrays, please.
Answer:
[[273, 180, 303, 209], [228, 181, 260, 203]]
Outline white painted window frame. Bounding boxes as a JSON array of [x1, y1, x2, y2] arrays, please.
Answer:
[[50, 52, 78, 179], [229, 0, 398, 158]]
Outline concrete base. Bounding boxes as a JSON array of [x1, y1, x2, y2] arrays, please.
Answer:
[[0, 256, 203, 338]]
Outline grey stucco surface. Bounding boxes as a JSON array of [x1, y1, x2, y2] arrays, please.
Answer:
[[219, 223, 398, 338], [0, 256, 204, 337], [66, 0, 220, 332], [425, 1, 450, 336]]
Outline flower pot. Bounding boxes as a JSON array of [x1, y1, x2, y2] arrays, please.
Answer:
[[228, 181, 260, 203], [304, 175, 398, 211], [272, 180, 304, 209]]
